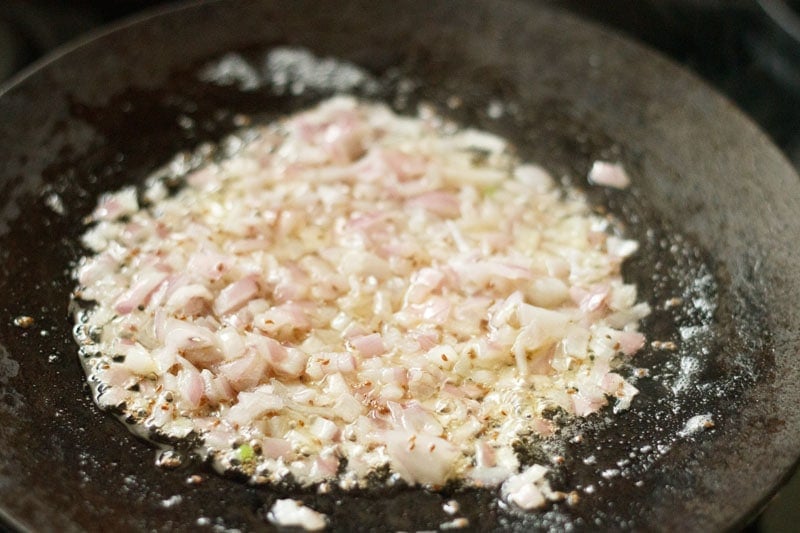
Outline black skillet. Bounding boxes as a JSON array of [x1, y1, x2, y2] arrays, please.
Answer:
[[1, 0, 799, 531]]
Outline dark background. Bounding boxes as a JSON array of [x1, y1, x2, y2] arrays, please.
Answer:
[[0, 0, 798, 531]]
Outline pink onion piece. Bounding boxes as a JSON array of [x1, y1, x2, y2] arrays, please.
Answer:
[[92, 187, 138, 221], [349, 333, 386, 358], [502, 465, 550, 510], [588, 161, 631, 189], [382, 429, 459, 486], [310, 454, 340, 479], [254, 303, 312, 340], [226, 387, 284, 426], [261, 437, 292, 459], [571, 390, 607, 417], [187, 251, 232, 281], [407, 191, 461, 218], [113, 269, 169, 315], [177, 361, 205, 408], [216, 349, 270, 392], [613, 330, 647, 355], [214, 276, 259, 316], [77, 254, 119, 286]]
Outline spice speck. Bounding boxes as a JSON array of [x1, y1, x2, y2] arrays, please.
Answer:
[[13, 316, 34, 328]]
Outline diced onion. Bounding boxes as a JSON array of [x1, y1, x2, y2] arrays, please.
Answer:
[[73, 96, 648, 500]]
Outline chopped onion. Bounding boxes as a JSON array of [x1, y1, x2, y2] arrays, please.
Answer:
[[268, 499, 327, 531], [74, 96, 649, 499], [588, 160, 631, 189]]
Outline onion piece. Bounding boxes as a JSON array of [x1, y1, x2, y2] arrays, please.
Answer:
[[382, 429, 459, 486], [226, 386, 284, 426], [501, 464, 554, 510], [113, 269, 169, 315], [268, 499, 327, 531], [349, 333, 386, 358], [587, 160, 631, 189], [214, 276, 259, 316]]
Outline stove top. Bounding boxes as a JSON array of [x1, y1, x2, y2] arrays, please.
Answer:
[[563, 0, 800, 167], [0, 1, 797, 531]]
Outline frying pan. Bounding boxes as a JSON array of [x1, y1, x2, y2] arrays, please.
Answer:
[[1, 0, 799, 531]]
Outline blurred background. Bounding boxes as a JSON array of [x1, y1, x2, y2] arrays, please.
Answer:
[[0, 0, 798, 531]]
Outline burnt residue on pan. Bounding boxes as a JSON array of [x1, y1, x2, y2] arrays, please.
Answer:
[[0, 1, 797, 532]]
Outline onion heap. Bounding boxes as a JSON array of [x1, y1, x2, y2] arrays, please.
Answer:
[[73, 97, 649, 507]]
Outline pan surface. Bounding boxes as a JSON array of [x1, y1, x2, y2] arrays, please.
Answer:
[[1, 0, 799, 531]]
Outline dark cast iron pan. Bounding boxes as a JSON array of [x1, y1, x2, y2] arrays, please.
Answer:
[[1, 0, 799, 531]]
